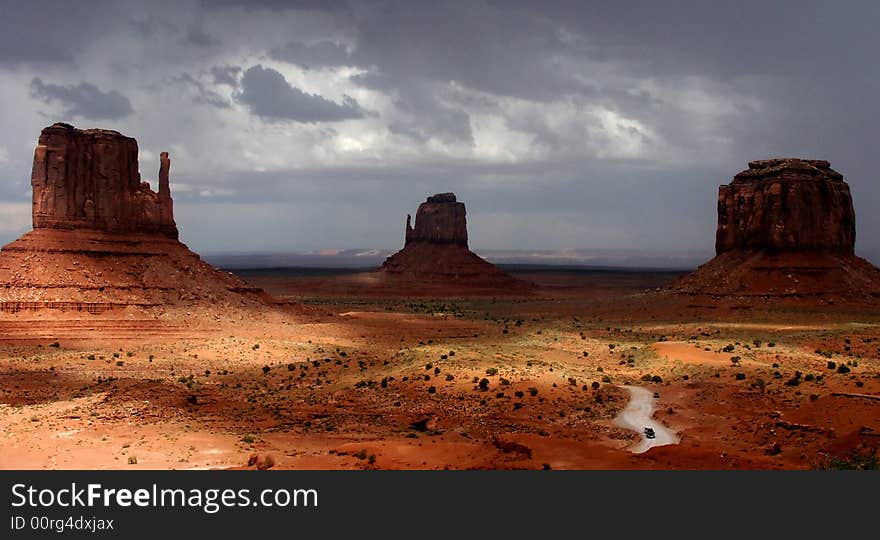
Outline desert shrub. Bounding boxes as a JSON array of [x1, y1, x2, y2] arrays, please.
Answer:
[[427, 386, 436, 394], [486, 367, 498, 376], [241, 435, 255, 444], [262, 366, 271, 374], [602, 375, 612, 383], [478, 378, 490, 390], [528, 387, 539, 396], [825, 453, 879, 470], [837, 364, 851, 374], [591, 381, 600, 389], [735, 373, 746, 380], [651, 375, 662, 383], [49, 342, 60, 348], [722, 344, 735, 353]]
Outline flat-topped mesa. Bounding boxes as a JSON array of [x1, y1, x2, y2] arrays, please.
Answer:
[[715, 158, 855, 255], [31, 123, 178, 238], [404, 192, 468, 247]]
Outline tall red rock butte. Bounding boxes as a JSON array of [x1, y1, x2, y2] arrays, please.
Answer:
[[0, 123, 270, 315], [674, 158, 880, 299], [379, 193, 527, 291]]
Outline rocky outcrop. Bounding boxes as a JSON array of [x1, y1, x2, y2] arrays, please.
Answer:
[[673, 159, 880, 300], [0, 123, 274, 314], [405, 192, 468, 247], [715, 159, 855, 255], [380, 193, 529, 293], [31, 123, 178, 238]]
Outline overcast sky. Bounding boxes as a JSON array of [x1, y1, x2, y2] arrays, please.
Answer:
[[0, 0, 878, 262]]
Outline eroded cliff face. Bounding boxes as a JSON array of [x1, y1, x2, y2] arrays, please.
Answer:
[[404, 192, 468, 248], [30, 123, 178, 238], [0, 123, 275, 314], [715, 159, 855, 255], [673, 158, 879, 299]]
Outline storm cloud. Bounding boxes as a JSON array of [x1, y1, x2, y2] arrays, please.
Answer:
[[0, 0, 878, 264], [235, 65, 366, 123], [29, 78, 134, 120]]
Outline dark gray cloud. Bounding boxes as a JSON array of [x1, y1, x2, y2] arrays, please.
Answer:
[[0, 1, 110, 65], [234, 65, 366, 122], [211, 65, 242, 87], [29, 78, 134, 120], [170, 74, 230, 108], [202, 0, 349, 11], [184, 26, 218, 47]]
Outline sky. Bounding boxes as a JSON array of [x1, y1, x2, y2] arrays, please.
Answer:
[[0, 0, 878, 263]]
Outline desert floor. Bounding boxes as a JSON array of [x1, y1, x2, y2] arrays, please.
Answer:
[[1, 269, 878, 470]]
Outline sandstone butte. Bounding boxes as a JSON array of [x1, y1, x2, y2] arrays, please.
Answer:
[[379, 193, 529, 291], [0, 123, 272, 315], [673, 158, 880, 299]]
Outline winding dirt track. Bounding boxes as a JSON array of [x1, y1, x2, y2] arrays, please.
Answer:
[[614, 385, 679, 453]]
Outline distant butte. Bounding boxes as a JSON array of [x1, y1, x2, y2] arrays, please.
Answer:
[[379, 193, 529, 291], [0, 123, 273, 314], [673, 158, 880, 299]]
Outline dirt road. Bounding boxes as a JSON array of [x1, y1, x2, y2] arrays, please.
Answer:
[[615, 385, 679, 453]]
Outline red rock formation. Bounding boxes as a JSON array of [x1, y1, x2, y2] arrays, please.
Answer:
[[405, 192, 468, 247], [674, 159, 880, 300], [0, 123, 274, 314], [715, 159, 855, 255], [380, 193, 529, 292], [31, 123, 177, 238]]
